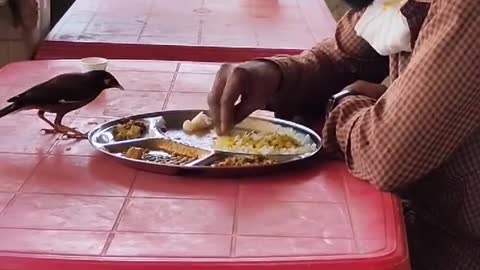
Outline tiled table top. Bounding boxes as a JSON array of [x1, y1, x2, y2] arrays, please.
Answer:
[[46, 0, 336, 48], [35, 0, 336, 62], [0, 60, 409, 270]]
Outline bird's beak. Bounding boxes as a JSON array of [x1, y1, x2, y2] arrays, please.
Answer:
[[115, 84, 125, 90]]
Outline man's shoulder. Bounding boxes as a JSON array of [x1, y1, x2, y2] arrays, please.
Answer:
[[438, 0, 477, 13]]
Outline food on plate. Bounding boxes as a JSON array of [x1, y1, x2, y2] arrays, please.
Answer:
[[155, 117, 168, 132], [122, 141, 199, 165], [183, 112, 212, 133], [211, 156, 277, 167], [156, 140, 200, 158], [143, 152, 197, 165], [214, 128, 316, 155], [124, 147, 147, 160], [112, 120, 147, 141]]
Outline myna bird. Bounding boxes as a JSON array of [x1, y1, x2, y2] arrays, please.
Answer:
[[0, 70, 124, 139]]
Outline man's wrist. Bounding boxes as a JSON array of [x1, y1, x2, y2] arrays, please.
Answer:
[[253, 59, 283, 94], [252, 59, 284, 112], [325, 89, 357, 119]]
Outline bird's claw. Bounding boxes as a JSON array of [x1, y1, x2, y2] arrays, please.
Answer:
[[40, 128, 87, 140], [40, 128, 57, 135], [60, 133, 87, 140]]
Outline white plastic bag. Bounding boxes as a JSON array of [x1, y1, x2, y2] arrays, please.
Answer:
[[355, 0, 412, 56]]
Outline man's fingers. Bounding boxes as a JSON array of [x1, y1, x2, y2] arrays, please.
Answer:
[[233, 99, 257, 125], [207, 64, 230, 133], [220, 67, 247, 134]]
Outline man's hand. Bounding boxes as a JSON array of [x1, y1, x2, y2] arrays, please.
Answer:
[[343, 80, 387, 100], [207, 61, 281, 134]]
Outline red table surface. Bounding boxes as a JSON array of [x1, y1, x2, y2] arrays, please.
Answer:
[[35, 0, 336, 62], [0, 60, 409, 270]]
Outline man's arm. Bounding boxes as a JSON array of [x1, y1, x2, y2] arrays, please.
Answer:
[[261, 9, 389, 120], [322, 0, 480, 192]]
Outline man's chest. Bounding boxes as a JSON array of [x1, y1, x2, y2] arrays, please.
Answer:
[[389, 0, 436, 77]]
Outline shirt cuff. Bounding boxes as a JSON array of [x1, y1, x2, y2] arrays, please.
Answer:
[[253, 56, 297, 98], [322, 95, 376, 162], [253, 46, 338, 120]]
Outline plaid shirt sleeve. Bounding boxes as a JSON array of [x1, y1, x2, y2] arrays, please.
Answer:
[[259, 9, 389, 120], [323, 0, 480, 192]]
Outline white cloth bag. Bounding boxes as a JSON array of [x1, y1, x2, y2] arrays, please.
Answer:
[[355, 0, 412, 56]]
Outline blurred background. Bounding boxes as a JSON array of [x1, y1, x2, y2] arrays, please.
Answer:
[[0, 0, 348, 68]]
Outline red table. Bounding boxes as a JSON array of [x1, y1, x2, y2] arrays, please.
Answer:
[[0, 60, 409, 270], [35, 0, 336, 62]]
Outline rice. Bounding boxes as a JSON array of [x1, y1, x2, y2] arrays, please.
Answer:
[[214, 124, 317, 155]]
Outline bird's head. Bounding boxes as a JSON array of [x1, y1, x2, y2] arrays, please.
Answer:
[[87, 70, 125, 91]]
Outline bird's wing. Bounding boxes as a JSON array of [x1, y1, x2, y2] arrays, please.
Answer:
[[9, 73, 99, 105]]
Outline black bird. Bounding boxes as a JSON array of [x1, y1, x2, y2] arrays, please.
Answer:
[[0, 70, 124, 139]]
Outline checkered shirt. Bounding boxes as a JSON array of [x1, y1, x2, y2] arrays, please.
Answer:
[[263, 0, 480, 269]]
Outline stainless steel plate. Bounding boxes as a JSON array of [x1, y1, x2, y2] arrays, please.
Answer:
[[88, 110, 322, 176]]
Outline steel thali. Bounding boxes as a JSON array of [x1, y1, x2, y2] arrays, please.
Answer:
[[88, 110, 322, 176]]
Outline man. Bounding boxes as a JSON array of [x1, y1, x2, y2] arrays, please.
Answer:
[[208, 0, 480, 269]]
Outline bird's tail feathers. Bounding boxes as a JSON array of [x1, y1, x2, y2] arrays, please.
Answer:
[[0, 103, 22, 118]]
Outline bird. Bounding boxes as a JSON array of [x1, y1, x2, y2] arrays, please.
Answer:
[[0, 70, 124, 139]]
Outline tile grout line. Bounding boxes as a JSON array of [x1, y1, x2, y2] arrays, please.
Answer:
[[0, 224, 357, 239], [0, 189, 348, 204], [342, 173, 359, 253], [297, 0, 324, 43], [197, 0, 205, 45], [80, 10, 97, 37], [100, 171, 139, 256], [50, 6, 85, 39], [229, 183, 240, 257], [198, 19, 204, 45], [136, 4, 152, 43], [0, 152, 51, 216], [161, 63, 181, 110]]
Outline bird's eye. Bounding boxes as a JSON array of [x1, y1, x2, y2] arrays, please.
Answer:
[[104, 79, 112, 85]]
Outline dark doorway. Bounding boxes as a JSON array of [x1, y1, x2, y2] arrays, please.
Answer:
[[51, 0, 75, 28]]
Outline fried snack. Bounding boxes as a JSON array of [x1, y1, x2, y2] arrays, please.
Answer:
[[124, 147, 147, 160], [183, 112, 212, 133], [156, 140, 200, 158], [123, 142, 198, 165], [143, 153, 197, 165], [212, 156, 276, 167], [112, 120, 147, 141]]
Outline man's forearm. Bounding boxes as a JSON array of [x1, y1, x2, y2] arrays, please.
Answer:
[[262, 44, 355, 121]]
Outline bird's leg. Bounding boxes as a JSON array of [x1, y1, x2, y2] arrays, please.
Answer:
[[53, 114, 87, 139], [39, 112, 86, 139], [38, 110, 60, 134]]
